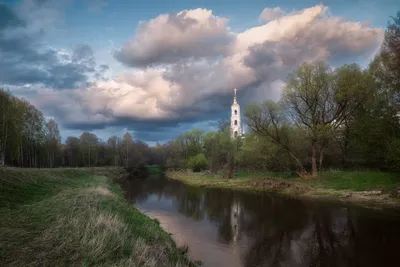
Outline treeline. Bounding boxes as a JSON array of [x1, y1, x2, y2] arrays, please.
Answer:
[[1, 12, 399, 177], [0, 91, 167, 168]]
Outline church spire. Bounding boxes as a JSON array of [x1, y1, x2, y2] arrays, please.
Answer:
[[230, 88, 242, 138]]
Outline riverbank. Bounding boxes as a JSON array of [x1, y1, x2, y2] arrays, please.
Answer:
[[0, 167, 197, 267], [167, 170, 400, 209]]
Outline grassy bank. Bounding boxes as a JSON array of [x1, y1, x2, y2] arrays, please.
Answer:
[[0, 167, 196, 267], [167, 170, 400, 208]]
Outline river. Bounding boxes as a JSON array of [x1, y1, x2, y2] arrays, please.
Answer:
[[122, 177, 400, 267]]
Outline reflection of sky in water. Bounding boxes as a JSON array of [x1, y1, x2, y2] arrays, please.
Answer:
[[127, 180, 400, 267], [136, 194, 176, 212], [137, 193, 248, 267]]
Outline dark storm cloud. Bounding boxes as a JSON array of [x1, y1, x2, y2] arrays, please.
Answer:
[[0, 4, 26, 30], [0, 4, 107, 89]]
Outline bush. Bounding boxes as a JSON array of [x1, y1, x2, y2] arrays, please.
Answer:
[[187, 153, 208, 172], [385, 138, 400, 173]]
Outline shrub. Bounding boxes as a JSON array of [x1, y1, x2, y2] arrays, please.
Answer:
[[187, 153, 208, 172], [385, 138, 400, 173]]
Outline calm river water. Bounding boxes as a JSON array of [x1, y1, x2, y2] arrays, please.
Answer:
[[122, 178, 400, 267]]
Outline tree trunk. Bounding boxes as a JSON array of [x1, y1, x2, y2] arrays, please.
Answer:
[[48, 151, 51, 168], [20, 141, 24, 167], [319, 147, 324, 171], [311, 140, 318, 177], [52, 147, 55, 168]]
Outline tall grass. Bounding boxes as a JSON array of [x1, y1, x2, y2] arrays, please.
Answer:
[[0, 167, 196, 267]]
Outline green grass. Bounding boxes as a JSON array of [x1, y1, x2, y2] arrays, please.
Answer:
[[172, 169, 399, 192], [317, 170, 400, 191], [0, 167, 197, 267], [167, 170, 400, 208]]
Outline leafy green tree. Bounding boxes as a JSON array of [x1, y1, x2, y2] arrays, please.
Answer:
[[282, 62, 373, 176]]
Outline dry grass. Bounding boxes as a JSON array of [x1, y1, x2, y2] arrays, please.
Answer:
[[0, 168, 197, 267], [86, 186, 115, 197]]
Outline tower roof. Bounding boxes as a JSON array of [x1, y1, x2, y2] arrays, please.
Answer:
[[233, 88, 238, 104]]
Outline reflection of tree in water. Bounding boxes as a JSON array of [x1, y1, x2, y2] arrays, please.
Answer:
[[176, 187, 205, 221], [244, 202, 400, 267], [124, 179, 400, 267], [241, 193, 310, 267], [121, 178, 186, 203]]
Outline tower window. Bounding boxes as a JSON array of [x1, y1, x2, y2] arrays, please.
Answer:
[[234, 120, 237, 125], [234, 110, 237, 115], [234, 131, 238, 137]]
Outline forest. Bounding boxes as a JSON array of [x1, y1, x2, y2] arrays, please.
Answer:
[[0, 11, 399, 178]]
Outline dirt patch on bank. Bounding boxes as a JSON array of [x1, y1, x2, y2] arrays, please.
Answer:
[[247, 179, 308, 195], [248, 179, 291, 190]]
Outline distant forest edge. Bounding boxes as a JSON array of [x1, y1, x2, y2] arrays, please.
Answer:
[[0, 11, 399, 178]]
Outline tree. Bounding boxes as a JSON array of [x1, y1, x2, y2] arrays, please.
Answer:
[[79, 132, 99, 167], [121, 132, 133, 167], [380, 11, 400, 103], [282, 61, 372, 176], [245, 100, 307, 174], [23, 103, 46, 167], [0, 90, 12, 166], [65, 136, 81, 167], [45, 119, 61, 168], [106, 135, 120, 167]]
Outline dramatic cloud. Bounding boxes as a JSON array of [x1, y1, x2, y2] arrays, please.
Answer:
[[0, 3, 108, 89], [242, 5, 382, 71], [114, 8, 235, 67], [4, 3, 384, 142]]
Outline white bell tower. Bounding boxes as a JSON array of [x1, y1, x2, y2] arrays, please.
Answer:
[[230, 88, 243, 138]]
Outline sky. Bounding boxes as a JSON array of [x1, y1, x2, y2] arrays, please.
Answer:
[[0, 0, 398, 145]]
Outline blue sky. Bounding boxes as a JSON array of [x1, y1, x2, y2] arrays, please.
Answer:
[[1, 0, 398, 145]]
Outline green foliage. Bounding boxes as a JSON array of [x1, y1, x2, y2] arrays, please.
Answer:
[[385, 138, 400, 172], [145, 165, 165, 179], [187, 153, 208, 172]]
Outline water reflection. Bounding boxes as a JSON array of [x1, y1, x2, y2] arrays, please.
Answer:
[[121, 178, 400, 267]]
